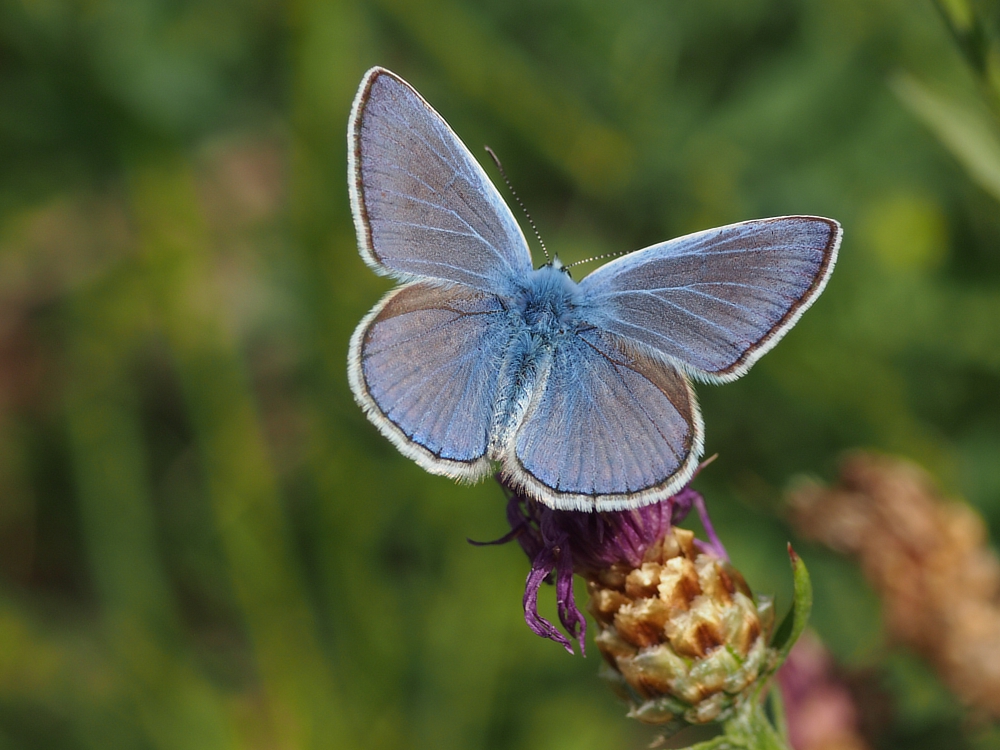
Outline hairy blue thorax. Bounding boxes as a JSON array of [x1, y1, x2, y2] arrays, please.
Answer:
[[511, 260, 584, 335]]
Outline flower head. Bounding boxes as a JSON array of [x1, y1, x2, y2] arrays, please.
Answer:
[[586, 523, 773, 728], [480, 477, 729, 654], [477, 475, 779, 731]]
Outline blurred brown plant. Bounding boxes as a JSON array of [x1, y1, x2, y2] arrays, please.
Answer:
[[789, 452, 1000, 717]]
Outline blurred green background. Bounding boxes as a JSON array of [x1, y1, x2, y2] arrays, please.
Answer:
[[2, 0, 1000, 748]]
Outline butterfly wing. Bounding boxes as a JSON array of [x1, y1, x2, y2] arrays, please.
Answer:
[[503, 328, 703, 511], [579, 216, 840, 382], [349, 67, 533, 291], [348, 281, 514, 480]]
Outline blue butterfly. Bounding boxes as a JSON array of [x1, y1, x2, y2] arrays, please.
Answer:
[[347, 67, 840, 512]]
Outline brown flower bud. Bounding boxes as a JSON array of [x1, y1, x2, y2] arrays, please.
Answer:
[[587, 527, 774, 728]]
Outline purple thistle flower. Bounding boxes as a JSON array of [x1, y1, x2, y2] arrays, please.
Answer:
[[474, 472, 728, 654], [473, 466, 787, 734]]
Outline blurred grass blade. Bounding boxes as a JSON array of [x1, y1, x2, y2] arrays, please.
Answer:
[[130, 155, 350, 750], [935, 0, 974, 29], [891, 71, 1000, 203], [65, 273, 169, 628], [933, 0, 987, 70], [0, 597, 142, 749], [288, 0, 370, 392], [931, 0, 1000, 113], [374, 0, 636, 194], [66, 271, 238, 750]]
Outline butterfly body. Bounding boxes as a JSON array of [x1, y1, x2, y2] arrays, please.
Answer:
[[347, 67, 841, 512], [486, 261, 590, 450], [510, 260, 581, 334]]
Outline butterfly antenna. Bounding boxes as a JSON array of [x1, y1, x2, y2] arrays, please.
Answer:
[[484, 145, 550, 263], [564, 249, 628, 270]]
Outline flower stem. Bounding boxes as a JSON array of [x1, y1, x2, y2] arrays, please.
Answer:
[[719, 700, 791, 750], [686, 735, 733, 750], [766, 687, 789, 745]]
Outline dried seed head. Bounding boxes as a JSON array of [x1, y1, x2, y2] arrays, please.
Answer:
[[587, 526, 772, 727], [481, 473, 778, 732], [789, 451, 1000, 718]]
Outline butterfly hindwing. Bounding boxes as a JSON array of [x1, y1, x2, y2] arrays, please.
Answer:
[[349, 67, 533, 291], [579, 216, 840, 382], [505, 328, 703, 511], [349, 281, 514, 480]]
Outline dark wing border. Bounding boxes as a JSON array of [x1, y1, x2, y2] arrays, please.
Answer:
[[714, 216, 841, 381]]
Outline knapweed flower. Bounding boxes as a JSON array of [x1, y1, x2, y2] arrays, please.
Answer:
[[482, 477, 777, 731]]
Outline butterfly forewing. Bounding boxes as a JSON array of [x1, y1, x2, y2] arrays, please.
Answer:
[[349, 67, 533, 291], [349, 281, 513, 480], [579, 217, 840, 381], [506, 329, 703, 511]]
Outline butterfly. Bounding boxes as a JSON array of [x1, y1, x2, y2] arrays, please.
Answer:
[[347, 67, 840, 512]]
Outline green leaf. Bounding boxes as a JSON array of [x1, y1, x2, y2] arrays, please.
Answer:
[[891, 72, 1000, 204], [770, 544, 814, 662]]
